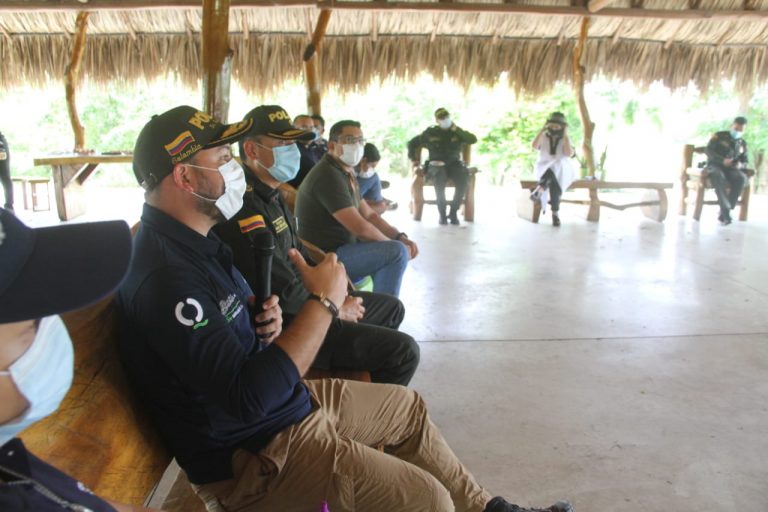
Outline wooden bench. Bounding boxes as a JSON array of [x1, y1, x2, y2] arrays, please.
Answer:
[[517, 179, 673, 222], [410, 144, 478, 222], [680, 144, 756, 222], [33, 152, 132, 221], [11, 177, 51, 212]]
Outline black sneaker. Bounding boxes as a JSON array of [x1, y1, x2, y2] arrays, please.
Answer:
[[552, 214, 561, 227], [485, 496, 573, 512], [450, 213, 460, 225], [439, 215, 448, 225], [718, 211, 732, 225]]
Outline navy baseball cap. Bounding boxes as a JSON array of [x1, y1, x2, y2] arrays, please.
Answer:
[[0, 209, 132, 323]]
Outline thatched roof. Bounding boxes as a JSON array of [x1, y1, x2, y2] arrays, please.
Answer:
[[1, 1, 767, 96]]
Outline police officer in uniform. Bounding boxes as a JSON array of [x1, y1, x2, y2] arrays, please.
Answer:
[[408, 108, 477, 225], [0, 132, 13, 212], [706, 116, 750, 225]]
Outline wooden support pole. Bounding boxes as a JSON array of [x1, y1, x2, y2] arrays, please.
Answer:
[[303, 9, 332, 116], [65, 11, 89, 153], [202, 0, 232, 121], [573, 16, 596, 177]]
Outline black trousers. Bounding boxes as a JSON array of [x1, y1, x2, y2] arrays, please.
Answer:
[[429, 161, 468, 216], [708, 165, 747, 214], [310, 291, 420, 386], [0, 133, 12, 210], [538, 168, 563, 212]]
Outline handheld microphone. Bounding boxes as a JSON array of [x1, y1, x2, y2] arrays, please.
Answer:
[[238, 217, 275, 338]]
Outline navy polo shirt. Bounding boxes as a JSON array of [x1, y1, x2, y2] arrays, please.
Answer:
[[115, 204, 312, 485], [0, 438, 116, 511]]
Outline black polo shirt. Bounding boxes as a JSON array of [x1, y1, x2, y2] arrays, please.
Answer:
[[115, 204, 311, 485], [214, 169, 313, 319], [0, 438, 115, 511]]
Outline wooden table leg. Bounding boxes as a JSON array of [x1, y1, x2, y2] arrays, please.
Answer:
[[52, 163, 95, 221], [586, 188, 600, 222]]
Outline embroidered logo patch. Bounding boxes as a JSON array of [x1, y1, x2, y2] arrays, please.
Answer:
[[175, 298, 209, 330], [165, 131, 196, 158], [238, 215, 266, 234]]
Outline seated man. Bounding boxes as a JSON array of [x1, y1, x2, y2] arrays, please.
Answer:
[[296, 120, 418, 297], [214, 105, 419, 386], [706, 116, 750, 225], [116, 105, 573, 512], [408, 107, 477, 225], [0, 209, 159, 511], [356, 142, 397, 215], [287, 114, 323, 190]]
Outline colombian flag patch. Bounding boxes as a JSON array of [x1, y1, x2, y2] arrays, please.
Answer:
[[238, 215, 266, 233], [164, 131, 195, 157]]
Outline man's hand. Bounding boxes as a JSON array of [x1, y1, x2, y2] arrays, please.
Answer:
[[724, 158, 734, 167], [339, 295, 365, 322], [401, 238, 419, 259], [289, 248, 348, 309], [253, 295, 282, 344]]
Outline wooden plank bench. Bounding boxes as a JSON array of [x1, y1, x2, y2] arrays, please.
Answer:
[[33, 152, 132, 221], [517, 179, 673, 223]]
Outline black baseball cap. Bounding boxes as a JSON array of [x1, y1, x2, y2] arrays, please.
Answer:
[[434, 108, 450, 119], [0, 209, 132, 323], [133, 105, 253, 190], [242, 105, 315, 141]]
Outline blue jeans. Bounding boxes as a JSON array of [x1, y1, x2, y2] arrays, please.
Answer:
[[335, 241, 409, 297]]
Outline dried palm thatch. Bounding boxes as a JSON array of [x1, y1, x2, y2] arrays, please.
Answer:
[[0, 2, 767, 96]]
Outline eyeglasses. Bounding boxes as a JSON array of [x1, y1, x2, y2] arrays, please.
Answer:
[[335, 136, 366, 145]]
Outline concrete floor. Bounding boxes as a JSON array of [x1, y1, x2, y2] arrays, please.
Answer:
[[391, 185, 768, 512], [14, 181, 768, 511]]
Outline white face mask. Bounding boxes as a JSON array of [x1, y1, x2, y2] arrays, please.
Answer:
[[340, 143, 364, 167], [0, 315, 74, 446], [438, 118, 452, 130], [359, 166, 377, 179], [188, 159, 246, 220]]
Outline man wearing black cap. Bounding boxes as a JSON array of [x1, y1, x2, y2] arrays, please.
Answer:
[[408, 107, 477, 225], [117, 106, 573, 512], [0, 209, 150, 511], [214, 105, 419, 386], [706, 116, 750, 225]]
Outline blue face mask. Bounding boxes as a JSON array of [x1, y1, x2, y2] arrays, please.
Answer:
[[256, 143, 301, 182], [730, 130, 743, 140]]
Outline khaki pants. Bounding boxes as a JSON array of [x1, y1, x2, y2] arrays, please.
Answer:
[[194, 379, 491, 512]]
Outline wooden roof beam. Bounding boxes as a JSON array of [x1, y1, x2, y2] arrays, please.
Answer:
[[314, 1, 768, 21], [3, 0, 768, 21], [587, 0, 614, 14]]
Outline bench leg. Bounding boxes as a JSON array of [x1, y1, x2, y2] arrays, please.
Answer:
[[411, 174, 425, 221], [586, 188, 600, 222], [463, 174, 475, 222], [739, 183, 750, 221], [692, 185, 705, 221]]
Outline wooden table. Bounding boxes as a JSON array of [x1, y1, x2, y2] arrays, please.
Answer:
[[33, 153, 132, 221], [518, 179, 673, 222]]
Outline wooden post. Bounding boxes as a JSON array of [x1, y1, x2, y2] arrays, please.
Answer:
[[65, 11, 89, 153], [202, 0, 232, 121], [303, 9, 332, 115], [573, 16, 596, 177]]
